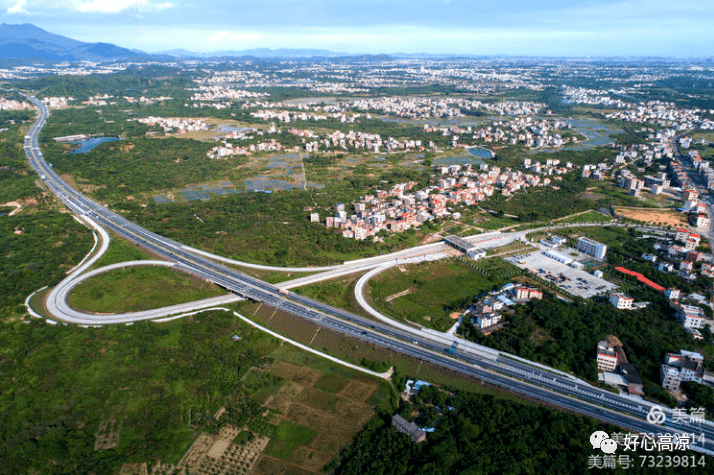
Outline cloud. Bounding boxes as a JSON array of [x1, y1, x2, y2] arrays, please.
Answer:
[[75, 0, 174, 14], [6, 0, 27, 14]]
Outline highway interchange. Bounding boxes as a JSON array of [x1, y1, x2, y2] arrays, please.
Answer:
[[21, 93, 714, 455]]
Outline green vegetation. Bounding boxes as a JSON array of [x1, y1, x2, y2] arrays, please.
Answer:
[[461, 293, 695, 400], [264, 420, 317, 459], [0, 210, 93, 319], [89, 234, 154, 269], [682, 381, 714, 418], [314, 374, 351, 394], [123, 187, 436, 267], [481, 174, 603, 222], [67, 265, 226, 314], [0, 111, 43, 203], [329, 386, 703, 475], [368, 258, 520, 331], [43, 136, 240, 203], [0, 311, 281, 474], [554, 210, 612, 224], [20, 66, 194, 103]]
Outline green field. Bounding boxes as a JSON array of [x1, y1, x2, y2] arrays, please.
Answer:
[[553, 210, 613, 224], [68, 265, 226, 313], [313, 373, 351, 394], [367, 258, 521, 331], [264, 421, 317, 459]]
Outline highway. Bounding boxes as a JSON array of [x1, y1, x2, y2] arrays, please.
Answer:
[[21, 94, 714, 455]]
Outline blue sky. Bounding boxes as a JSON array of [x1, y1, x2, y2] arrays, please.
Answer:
[[1, 0, 712, 56]]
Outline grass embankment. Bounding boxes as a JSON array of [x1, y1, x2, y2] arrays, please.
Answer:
[[68, 265, 227, 314], [89, 233, 155, 269], [367, 258, 520, 331]]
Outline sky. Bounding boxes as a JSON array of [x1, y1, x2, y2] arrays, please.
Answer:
[[0, 0, 713, 57]]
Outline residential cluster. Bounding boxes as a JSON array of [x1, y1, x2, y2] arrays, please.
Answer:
[[207, 138, 283, 157], [681, 142, 714, 192], [189, 86, 269, 102], [561, 86, 631, 109], [136, 116, 208, 134], [348, 96, 544, 119], [83, 94, 115, 106], [471, 117, 577, 149], [660, 350, 711, 393], [41, 96, 74, 109], [0, 97, 31, 110], [522, 157, 575, 175], [123, 95, 173, 104], [467, 282, 542, 333], [249, 108, 357, 124], [311, 162, 563, 240], [605, 101, 711, 131]]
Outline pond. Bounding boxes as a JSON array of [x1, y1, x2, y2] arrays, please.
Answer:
[[466, 146, 495, 159], [68, 136, 120, 154]]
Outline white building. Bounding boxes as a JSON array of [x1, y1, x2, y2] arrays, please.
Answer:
[[609, 292, 634, 310], [467, 249, 487, 260], [696, 214, 710, 229], [664, 288, 681, 300], [660, 365, 682, 391], [596, 341, 618, 371], [675, 304, 706, 329], [577, 236, 607, 260], [476, 313, 502, 329], [544, 249, 573, 265], [661, 350, 706, 392]]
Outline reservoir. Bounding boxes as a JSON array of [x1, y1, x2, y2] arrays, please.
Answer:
[[466, 146, 495, 159], [68, 136, 120, 154]]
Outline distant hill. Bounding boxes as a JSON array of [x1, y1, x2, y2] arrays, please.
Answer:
[[0, 23, 145, 61]]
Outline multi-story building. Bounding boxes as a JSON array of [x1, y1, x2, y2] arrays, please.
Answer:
[[475, 313, 502, 329], [696, 214, 710, 229], [609, 292, 634, 310], [660, 365, 682, 391], [661, 350, 706, 392], [577, 236, 607, 259], [674, 304, 707, 329], [596, 340, 619, 371]]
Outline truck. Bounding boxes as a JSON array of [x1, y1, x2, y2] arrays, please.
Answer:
[[278, 289, 288, 295]]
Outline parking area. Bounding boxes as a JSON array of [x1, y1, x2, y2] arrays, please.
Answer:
[[505, 246, 618, 298]]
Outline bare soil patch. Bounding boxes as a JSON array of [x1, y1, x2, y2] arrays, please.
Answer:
[[613, 206, 687, 227], [385, 287, 415, 302]]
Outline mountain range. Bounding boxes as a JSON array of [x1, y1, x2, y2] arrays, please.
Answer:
[[0, 23, 146, 61], [0, 23, 349, 61]]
